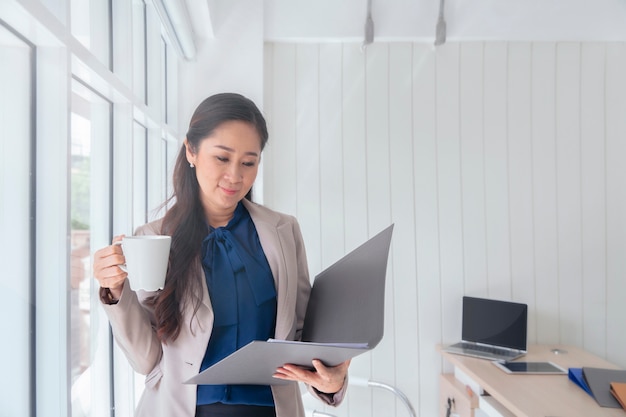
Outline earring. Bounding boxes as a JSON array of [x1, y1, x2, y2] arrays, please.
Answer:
[[190, 162, 195, 168]]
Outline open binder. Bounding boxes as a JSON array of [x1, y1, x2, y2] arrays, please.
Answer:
[[185, 224, 394, 386]]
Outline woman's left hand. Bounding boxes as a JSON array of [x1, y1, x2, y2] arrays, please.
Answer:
[[273, 359, 351, 394]]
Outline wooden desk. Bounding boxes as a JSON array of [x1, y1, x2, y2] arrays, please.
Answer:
[[438, 344, 624, 417]]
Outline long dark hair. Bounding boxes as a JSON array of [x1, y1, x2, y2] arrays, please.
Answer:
[[154, 93, 268, 343]]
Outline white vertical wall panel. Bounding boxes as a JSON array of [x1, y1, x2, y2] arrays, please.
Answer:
[[555, 42, 584, 346], [483, 42, 512, 299], [507, 43, 536, 335], [435, 43, 465, 351], [459, 43, 488, 297], [318, 44, 345, 268], [530, 43, 560, 344], [265, 44, 297, 214], [411, 44, 441, 417], [580, 43, 607, 358], [364, 45, 392, 232], [295, 44, 322, 274], [605, 43, 626, 367], [293, 43, 327, 415], [388, 42, 419, 414], [363, 42, 395, 417], [340, 43, 371, 416], [261, 43, 275, 205], [262, 45, 274, 204], [341, 44, 369, 248], [263, 41, 626, 417]]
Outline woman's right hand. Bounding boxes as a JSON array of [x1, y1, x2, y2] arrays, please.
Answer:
[[93, 235, 127, 299]]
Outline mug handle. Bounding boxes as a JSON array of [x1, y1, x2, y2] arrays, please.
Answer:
[[112, 241, 128, 273]]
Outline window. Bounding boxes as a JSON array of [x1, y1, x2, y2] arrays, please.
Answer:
[[70, 80, 113, 417], [0, 2, 180, 415], [161, 36, 167, 122], [132, 0, 147, 102], [133, 121, 148, 228], [0, 23, 34, 417], [71, 0, 112, 69]]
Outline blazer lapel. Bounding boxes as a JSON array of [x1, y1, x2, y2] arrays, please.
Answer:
[[243, 200, 297, 339], [242, 199, 284, 286]]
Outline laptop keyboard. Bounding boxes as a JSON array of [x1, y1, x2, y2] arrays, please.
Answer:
[[455, 342, 519, 358]]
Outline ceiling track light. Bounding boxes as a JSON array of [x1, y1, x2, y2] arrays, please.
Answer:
[[362, 0, 374, 50], [434, 0, 446, 46]]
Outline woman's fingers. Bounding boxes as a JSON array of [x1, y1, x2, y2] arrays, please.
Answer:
[[93, 237, 127, 289], [274, 359, 350, 394]]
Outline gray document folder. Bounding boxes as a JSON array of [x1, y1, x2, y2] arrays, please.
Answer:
[[583, 367, 626, 408], [184, 224, 394, 386]]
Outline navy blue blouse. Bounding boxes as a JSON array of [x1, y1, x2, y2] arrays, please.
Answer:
[[196, 202, 277, 406]]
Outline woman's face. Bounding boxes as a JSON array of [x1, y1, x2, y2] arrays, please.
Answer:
[[186, 120, 261, 223]]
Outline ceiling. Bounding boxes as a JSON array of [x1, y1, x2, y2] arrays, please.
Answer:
[[191, 0, 626, 43]]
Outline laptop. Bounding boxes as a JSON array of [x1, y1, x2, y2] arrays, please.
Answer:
[[443, 296, 528, 361]]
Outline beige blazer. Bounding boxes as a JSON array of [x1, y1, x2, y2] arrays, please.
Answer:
[[102, 199, 347, 417]]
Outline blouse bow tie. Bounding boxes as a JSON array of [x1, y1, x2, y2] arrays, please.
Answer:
[[201, 227, 275, 325]]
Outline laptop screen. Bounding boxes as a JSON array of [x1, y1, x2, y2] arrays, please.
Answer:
[[462, 296, 528, 350]]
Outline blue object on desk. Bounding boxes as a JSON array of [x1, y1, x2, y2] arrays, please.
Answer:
[[568, 368, 593, 397]]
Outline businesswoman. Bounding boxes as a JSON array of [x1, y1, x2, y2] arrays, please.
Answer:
[[93, 93, 350, 417]]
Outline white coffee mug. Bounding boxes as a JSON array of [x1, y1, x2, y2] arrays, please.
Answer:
[[114, 235, 171, 291]]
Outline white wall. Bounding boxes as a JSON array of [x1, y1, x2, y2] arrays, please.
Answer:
[[178, 0, 264, 135], [177, 3, 626, 416], [262, 41, 626, 417]]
